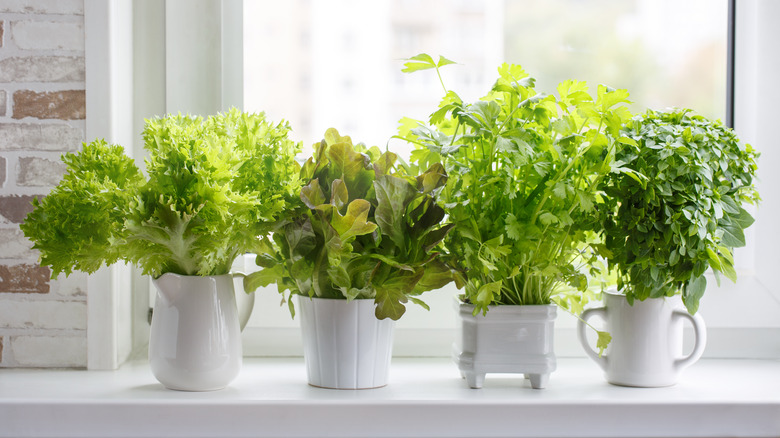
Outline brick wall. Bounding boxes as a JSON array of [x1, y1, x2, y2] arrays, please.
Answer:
[[0, 0, 87, 367]]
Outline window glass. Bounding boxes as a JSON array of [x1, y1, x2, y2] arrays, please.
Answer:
[[242, 0, 729, 352], [244, 0, 727, 154]]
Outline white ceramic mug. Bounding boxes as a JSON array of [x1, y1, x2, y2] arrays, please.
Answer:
[[577, 291, 707, 387]]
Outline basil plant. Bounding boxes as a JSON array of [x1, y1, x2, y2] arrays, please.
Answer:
[[399, 55, 636, 317], [598, 109, 760, 314], [245, 128, 455, 320]]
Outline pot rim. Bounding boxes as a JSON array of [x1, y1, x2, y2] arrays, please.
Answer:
[[296, 295, 375, 302]]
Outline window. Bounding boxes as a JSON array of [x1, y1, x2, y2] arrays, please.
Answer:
[[99, 0, 775, 364], [237, 0, 775, 358]]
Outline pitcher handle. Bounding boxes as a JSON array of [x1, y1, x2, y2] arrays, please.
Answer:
[[672, 310, 707, 371], [577, 307, 608, 371], [230, 271, 254, 332]]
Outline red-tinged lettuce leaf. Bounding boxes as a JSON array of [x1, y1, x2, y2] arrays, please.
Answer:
[[374, 270, 423, 320], [373, 174, 417, 252]]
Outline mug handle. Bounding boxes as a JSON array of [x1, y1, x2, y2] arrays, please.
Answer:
[[577, 307, 608, 371], [672, 310, 707, 371]]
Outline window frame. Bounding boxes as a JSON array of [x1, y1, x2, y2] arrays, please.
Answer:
[[85, 0, 780, 368]]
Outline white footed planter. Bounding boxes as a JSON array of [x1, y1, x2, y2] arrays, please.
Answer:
[[453, 303, 557, 389], [577, 291, 707, 387], [298, 296, 395, 389], [150, 273, 243, 391]]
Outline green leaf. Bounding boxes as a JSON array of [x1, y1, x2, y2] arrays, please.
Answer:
[[409, 296, 431, 311], [719, 220, 746, 248], [474, 280, 502, 309], [374, 174, 417, 250], [596, 331, 612, 357], [505, 213, 522, 241], [437, 56, 456, 68], [414, 260, 454, 293], [415, 163, 448, 194], [330, 179, 349, 210], [244, 264, 285, 293], [401, 53, 437, 73], [373, 151, 398, 177], [330, 199, 378, 242], [683, 275, 707, 314], [539, 212, 559, 225], [375, 271, 422, 320], [300, 179, 326, 209], [733, 207, 755, 229]]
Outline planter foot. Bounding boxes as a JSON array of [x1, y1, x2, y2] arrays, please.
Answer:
[[464, 372, 485, 389], [528, 373, 549, 389]]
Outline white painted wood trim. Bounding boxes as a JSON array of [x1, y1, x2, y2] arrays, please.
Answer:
[[84, 0, 135, 370]]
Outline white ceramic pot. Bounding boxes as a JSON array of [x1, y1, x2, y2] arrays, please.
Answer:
[[577, 291, 707, 387], [453, 303, 557, 389], [298, 296, 395, 389], [150, 273, 242, 391]]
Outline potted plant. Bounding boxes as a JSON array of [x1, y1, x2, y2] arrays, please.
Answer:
[[578, 108, 760, 387], [20, 109, 302, 391], [245, 128, 454, 389], [399, 55, 632, 389]]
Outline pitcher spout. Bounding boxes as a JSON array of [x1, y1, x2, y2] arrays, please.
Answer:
[[152, 272, 188, 305]]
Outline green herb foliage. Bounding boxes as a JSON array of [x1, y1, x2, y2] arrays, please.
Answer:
[[21, 109, 302, 278], [399, 56, 634, 320], [245, 128, 454, 320], [598, 109, 760, 314], [21, 140, 144, 276]]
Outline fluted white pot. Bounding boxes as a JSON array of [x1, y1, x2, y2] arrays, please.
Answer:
[[298, 296, 395, 389], [150, 273, 242, 391], [453, 303, 557, 389]]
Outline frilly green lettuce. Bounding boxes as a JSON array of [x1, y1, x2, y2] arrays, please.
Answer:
[[21, 109, 302, 278]]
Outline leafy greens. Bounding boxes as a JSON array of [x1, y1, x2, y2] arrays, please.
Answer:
[[21, 109, 302, 278], [598, 109, 760, 314], [399, 57, 634, 324], [245, 128, 455, 320]]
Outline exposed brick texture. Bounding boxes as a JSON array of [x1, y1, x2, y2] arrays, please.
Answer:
[[0, 123, 82, 151], [13, 90, 85, 120], [0, 195, 42, 223], [11, 20, 83, 51], [50, 271, 86, 298], [0, 228, 36, 260], [0, 56, 85, 82], [0, 1, 88, 369], [17, 156, 65, 186], [0, 300, 85, 329], [0, 0, 84, 15], [10, 335, 87, 367], [0, 264, 50, 294]]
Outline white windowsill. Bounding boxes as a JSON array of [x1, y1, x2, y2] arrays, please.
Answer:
[[1, 358, 779, 438]]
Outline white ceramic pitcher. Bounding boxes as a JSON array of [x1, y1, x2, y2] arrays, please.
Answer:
[[577, 291, 707, 387], [150, 273, 243, 391]]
